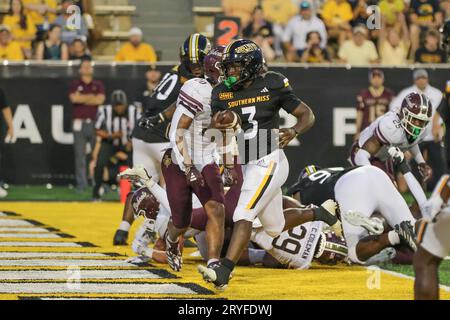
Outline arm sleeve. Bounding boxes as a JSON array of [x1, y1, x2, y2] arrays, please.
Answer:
[[354, 148, 372, 166], [279, 83, 303, 114], [410, 143, 425, 164], [403, 172, 427, 207], [177, 83, 203, 119]]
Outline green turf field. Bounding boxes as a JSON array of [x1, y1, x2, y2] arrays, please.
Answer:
[[380, 260, 450, 286]]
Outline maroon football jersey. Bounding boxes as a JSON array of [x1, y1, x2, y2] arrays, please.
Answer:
[[357, 87, 395, 131]]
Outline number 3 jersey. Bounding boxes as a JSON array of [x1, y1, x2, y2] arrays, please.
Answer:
[[169, 77, 219, 171], [268, 221, 324, 269], [211, 71, 303, 163], [357, 111, 426, 161]]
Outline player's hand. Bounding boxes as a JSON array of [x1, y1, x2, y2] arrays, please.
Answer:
[[418, 163, 433, 182], [223, 166, 239, 187], [388, 146, 404, 164], [279, 127, 298, 148], [185, 165, 205, 188], [139, 113, 166, 129]]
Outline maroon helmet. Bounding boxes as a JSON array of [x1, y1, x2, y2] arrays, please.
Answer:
[[314, 231, 348, 265], [204, 46, 225, 85], [131, 187, 160, 221], [398, 92, 432, 141]]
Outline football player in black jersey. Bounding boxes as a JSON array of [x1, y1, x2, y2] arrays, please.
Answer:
[[287, 164, 419, 266], [112, 33, 211, 245], [198, 39, 320, 289]]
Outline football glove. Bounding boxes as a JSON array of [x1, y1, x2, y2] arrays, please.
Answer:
[[388, 146, 404, 164], [138, 113, 167, 129], [223, 166, 239, 187], [418, 162, 432, 182]]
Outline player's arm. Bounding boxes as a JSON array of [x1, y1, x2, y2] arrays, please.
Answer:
[[354, 134, 381, 165], [139, 101, 176, 129], [175, 114, 194, 166], [410, 143, 433, 182], [276, 73, 315, 148], [389, 147, 428, 215]]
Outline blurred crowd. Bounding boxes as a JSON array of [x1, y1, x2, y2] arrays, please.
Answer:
[[223, 0, 449, 64], [0, 0, 448, 65], [0, 0, 157, 62]]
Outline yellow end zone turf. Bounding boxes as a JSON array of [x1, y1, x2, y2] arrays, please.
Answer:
[[0, 201, 449, 300]]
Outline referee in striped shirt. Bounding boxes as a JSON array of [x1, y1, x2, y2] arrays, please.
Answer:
[[91, 90, 140, 200]]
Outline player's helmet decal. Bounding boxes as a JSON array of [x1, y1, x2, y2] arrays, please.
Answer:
[[300, 165, 321, 179], [180, 33, 211, 74], [314, 231, 348, 265], [399, 92, 432, 141], [440, 20, 450, 56], [131, 187, 160, 220], [204, 46, 225, 85], [220, 39, 264, 90]]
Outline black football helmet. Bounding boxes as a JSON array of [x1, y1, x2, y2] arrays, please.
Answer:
[[440, 20, 450, 57], [180, 33, 211, 77], [220, 39, 264, 90]]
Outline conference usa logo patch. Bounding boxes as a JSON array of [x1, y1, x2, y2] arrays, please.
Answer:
[[219, 92, 233, 100]]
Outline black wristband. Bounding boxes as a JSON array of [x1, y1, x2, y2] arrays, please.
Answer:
[[397, 159, 411, 174]]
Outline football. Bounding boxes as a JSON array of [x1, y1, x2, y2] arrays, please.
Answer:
[[213, 110, 242, 130]]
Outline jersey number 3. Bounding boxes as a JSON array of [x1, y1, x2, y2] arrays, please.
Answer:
[[242, 106, 258, 139]]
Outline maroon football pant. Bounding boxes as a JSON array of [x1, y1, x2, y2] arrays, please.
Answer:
[[161, 149, 225, 229]]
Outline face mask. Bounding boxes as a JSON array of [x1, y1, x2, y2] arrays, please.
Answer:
[[411, 127, 422, 140], [224, 76, 238, 89]]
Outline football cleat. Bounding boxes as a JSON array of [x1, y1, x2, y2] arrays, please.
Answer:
[[113, 229, 128, 245], [118, 166, 155, 189], [165, 232, 182, 272], [197, 262, 231, 290], [320, 199, 343, 237], [395, 221, 417, 252], [343, 211, 384, 235]]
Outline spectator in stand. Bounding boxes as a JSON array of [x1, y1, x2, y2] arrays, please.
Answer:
[[349, 0, 371, 27], [0, 25, 24, 60], [299, 31, 330, 62], [338, 25, 379, 65], [354, 69, 395, 141], [91, 90, 139, 201], [243, 6, 276, 61], [23, 0, 57, 40], [435, 80, 450, 171], [222, 0, 258, 27], [379, 0, 405, 32], [261, 0, 298, 58], [115, 27, 157, 63], [35, 24, 69, 60], [2, 0, 37, 59], [69, 58, 106, 192], [282, 1, 327, 62], [414, 29, 447, 63], [409, 0, 444, 59], [378, 13, 410, 65], [390, 69, 445, 191], [321, 0, 353, 45], [0, 88, 14, 198], [54, 0, 88, 45], [69, 37, 91, 60]]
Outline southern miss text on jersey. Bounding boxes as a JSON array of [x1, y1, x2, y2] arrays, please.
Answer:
[[287, 167, 357, 206], [132, 64, 192, 143], [211, 71, 302, 163]]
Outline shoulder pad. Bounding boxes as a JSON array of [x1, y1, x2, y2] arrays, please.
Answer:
[[377, 112, 403, 144], [263, 71, 291, 90]]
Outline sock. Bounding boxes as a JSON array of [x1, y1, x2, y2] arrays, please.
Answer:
[[221, 258, 235, 271], [118, 221, 130, 232], [207, 258, 219, 267], [313, 207, 337, 226], [253, 230, 275, 251], [388, 230, 400, 245], [248, 248, 266, 265]]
